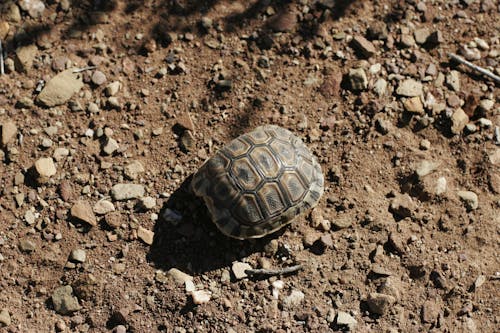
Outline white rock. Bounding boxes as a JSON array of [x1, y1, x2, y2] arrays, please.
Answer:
[[446, 70, 461, 92], [373, 78, 388, 96], [137, 226, 154, 245], [93, 200, 115, 215], [191, 290, 211, 304], [415, 160, 440, 178], [102, 138, 119, 155], [232, 262, 252, 280], [457, 191, 478, 210], [138, 196, 156, 210], [435, 177, 447, 195], [34, 157, 57, 178], [105, 81, 121, 96], [111, 184, 145, 201], [336, 311, 358, 330], [53, 147, 69, 161], [1, 121, 17, 146], [396, 79, 423, 97], [69, 249, 86, 263], [185, 280, 196, 292], [283, 289, 305, 308], [451, 108, 469, 134]]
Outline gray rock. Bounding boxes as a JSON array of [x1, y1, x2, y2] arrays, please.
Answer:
[[396, 79, 423, 97], [0, 309, 11, 327], [457, 190, 478, 210], [91, 70, 107, 85], [93, 200, 115, 215], [36, 69, 84, 107], [71, 201, 97, 226], [124, 160, 145, 180], [373, 78, 388, 96], [336, 311, 357, 330], [348, 68, 368, 91], [446, 70, 461, 92], [105, 81, 121, 96], [111, 184, 145, 201], [15, 44, 37, 72], [19, 239, 36, 252], [102, 138, 119, 155], [351, 35, 377, 58], [138, 196, 156, 210], [366, 292, 396, 315], [69, 249, 86, 263], [51, 285, 81, 315], [1, 121, 17, 146], [415, 160, 440, 178]]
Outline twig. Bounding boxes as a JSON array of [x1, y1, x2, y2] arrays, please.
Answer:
[[245, 264, 303, 277], [0, 39, 4, 75], [72, 66, 97, 73], [448, 53, 500, 84]]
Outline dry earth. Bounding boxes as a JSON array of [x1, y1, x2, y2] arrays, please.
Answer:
[[0, 0, 499, 332]]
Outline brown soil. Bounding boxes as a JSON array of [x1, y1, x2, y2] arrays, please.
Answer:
[[0, 0, 499, 332]]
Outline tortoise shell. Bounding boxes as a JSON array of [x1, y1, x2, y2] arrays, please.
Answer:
[[190, 125, 324, 239]]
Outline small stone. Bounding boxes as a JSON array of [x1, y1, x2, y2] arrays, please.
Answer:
[[320, 234, 334, 247], [51, 147, 69, 162], [34, 157, 57, 179], [232, 262, 252, 280], [283, 289, 305, 308], [446, 70, 461, 92], [400, 34, 415, 48], [0, 309, 11, 327], [105, 81, 121, 96], [451, 108, 469, 135], [0, 21, 9, 40], [336, 311, 358, 330], [24, 210, 36, 225], [113, 325, 127, 333], [396, 79, 423, 97], [457, 191, 478, 210], [15, 44, 38, 72], [19, 239, 36, 252], [473, 37, 489, 50], [191, 290, 211, 305], [87, 102, 100, 113], [107, 97, 121, 109], [102, 138, 119, 155], [1, 121, 17, 146], [138, 197, 156, 210], [180, 130, 195, 151], [71, 201, 97, 226], [124, 160, 145, 180], [332, 216, 352, 229], [373, 78, 388, 96], [415, 160, 439, 178], [69, 249, 86, 263], [366, 292, 396, 315], [167, 268, 193, 285], [111, 184, 145, 201], [478, 99, 494, 112], [59, 179, 74, 202], [91, 71, 107, 85], [414, 28, 431, 45], [269, 11, 297, 32], [435, 177, 447, 195], [477, 118, 492, 128], [19, 0, 45, 18], [137, 226, 154, 245], [389, 193, 416, 218], [348, 68, 368, 91], [51, 285, 81, 315], [152, 127, 163, 136], [460, 45, 481, 61], [161, 208, 183, 225], [175, 112, 195, 131], [421, 300, 440, 323], [426, 30, 443, 46], [351, 35, 377, 58], [420, 139, 431, 150], [403, 96, 424, 114], [41, 138, 53, 148], [36, 69, 84, 107]]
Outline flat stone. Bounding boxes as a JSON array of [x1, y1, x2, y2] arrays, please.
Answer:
[[435, 177, 447, 195], [1, 121, 17, 146], [348, 68, 368, 91], [37, 69, 84, 107], [124, 160, 145, 180], [283, 289, 305, 308], [102, 137, 119, 155], [0, 21, 9, 40], [457, 190, 478, 210], [446, 70, 461, 92], [415, 160, 440, 178], [52, 285, 81, 315], [373, 78, 388, 96], [19, 0, 45, 18], [91, 70, 107, 85], [138, 196, 156, 210], [15, 44, 37, 72], [396, 79, 423, 97], [336, 311, 358, 330], [389, 193, 416, 218], [175, 112, 195, 131], [19, 239, 36, 252], [105, 81, 121, 96], [71, 201, 97, 226], [137, 226, 154, 245], [53, 147, 69, 161], [451, 108, 469, 134], [232, 262, 252, 280], [414, 28, 431, 45], [366, 292, 396, 315], [422, 300, 440, 324], [69, 249, 86, 263], [191, 290, 211, 304], [34, 157, 57, 178], [111, 184, 145, 201], [167, 268, 193, 285], [0, 309, 11, 327], [351, 35, 377, 58], [93, 200, 115, 215], [403, 96, 424, 114]]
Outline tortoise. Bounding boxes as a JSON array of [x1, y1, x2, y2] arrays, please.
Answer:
[[190, 125, 324, 239]]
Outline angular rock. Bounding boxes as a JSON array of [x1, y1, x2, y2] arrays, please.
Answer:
[[422, 300, 440, 324], [415, 160, 439, 178], [102, 138, 119, 155], [191, 290, 211, 304], [389, 193, 416, 219], [451, 108, 469, 135], [283, 289, 305, 308], [15, 44, 37, 72], [71, 201, 97, 226], [93, 200, 115, 215], [19, 0, 46, 18], [124, 160, 145, 180], [138, 196, 156, 210], [175, 112, 195, 132], [373, 78, 388, 96], [457, 191, 478, 210], [1, 121, 17, 146], [366, 292, 396, 315], [34, 157, 57, 181], [348, 68, 368, 91], [336, 311, 358, 330], [351, 35, 377, 58], [446, 70, 461, 92], [403, 96, 424, 114], [414, 28, 431, 45], [0, 309, 11, 327], [105, 81, 121, 96], [52, 285, 81, 315], [19, 239, 36, 252], [396, 79, 423, 97], [111, 184, 145, 201], [69, 249, 86, 263], [36, 69, 84, 107], [137, 226, 154, 245], [167, 268, 193, 285], [232, 262, 252, 280], [0, 21, 9, 40]]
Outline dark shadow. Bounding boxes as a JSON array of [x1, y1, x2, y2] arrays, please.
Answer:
[[147, 174, 282, 275]]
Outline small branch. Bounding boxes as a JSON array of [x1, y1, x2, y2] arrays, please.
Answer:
[[448, 53, 500, 84], [0, 39, 4, 75], [72, 66, 97, 73], [245, 264, 303, 277]]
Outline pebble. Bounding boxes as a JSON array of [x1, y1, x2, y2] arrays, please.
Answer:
[[24, 210, 36, 225], [191, 290, 211, 305], [396, 79, 423, 97], [232, 262, 252, 280], [415, 160, 439, 178], [52, 285, 81, 315], [450, 108, 469, 134], [446, 70, 461, 92], [283, 289, 305, 308], [473, 37, 489, 50], [0, 21, 9, 40], [403, 96, 424, 114], [351, 35, 377, 58], [138, 196, 156, 210], [107, 97, 121, 109], [421, 300, 440, 323], [71, 201, 98, 226], [111, 184, 145, 201], [41, 138, 53, 148], [167, 268, 193, 285], [478, 99, 494, 112], [34, 157, 57, 180], [0, 309, 11, 327], [15, 44, 38, 72], [105, 81, 121, 96], [19, 239, 36, 252], [435, 177, 447, 195], [336, 311, 358, 330], [37, 69, 84, 107], [390, 193, 416, 218], [420, 139, 431, 150], [347, 68, 368, 91], [113, 325, 127, 333], [477, 118, 492, 128], [1, 121, 17, 146], [175, 112, 195, 132], [269, 10, 297, 32], [137, 226, 154, 245], [69, 249, 86, 263], [52, 147, 69, 161], [457, 190, 479, 210], [102, 138, 119, 155], [460, 45, 481, 61], [366, 292, 396, 315], [87, 102, 100, 113], [373, 78, 388, 96], [124, 160, 145, 180], [19, 0, 45, 18], [414, 28, 431, 45], [91, 70, 107, 85]]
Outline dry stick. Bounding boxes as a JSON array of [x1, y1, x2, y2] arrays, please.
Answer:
[[448, 53, 500, 84], [245, 264, 303, 277], [0, 39, 4, 75]]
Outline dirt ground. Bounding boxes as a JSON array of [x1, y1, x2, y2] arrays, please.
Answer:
[[0, 0, 499, 332]]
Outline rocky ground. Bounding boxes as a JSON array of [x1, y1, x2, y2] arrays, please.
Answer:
[[0, 0, 499, 332]]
